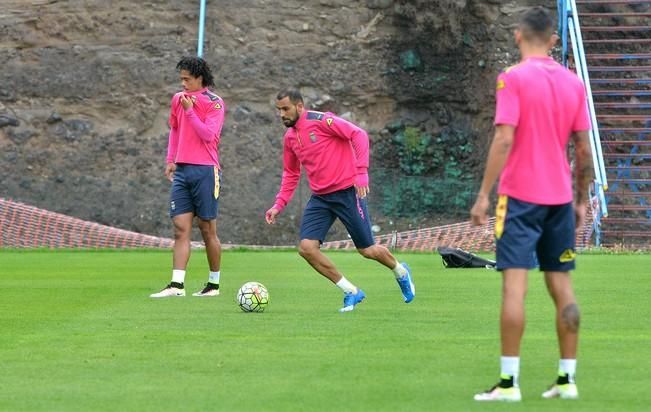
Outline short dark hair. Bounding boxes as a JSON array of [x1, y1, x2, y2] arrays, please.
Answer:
[[519, 7, 554, 41], [176, 56, 215, 87], [276, 88, 303, 104]]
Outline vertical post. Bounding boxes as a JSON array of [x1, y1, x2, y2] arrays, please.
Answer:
[[558, 0, 569, 66], [197, 0, 207, 57]]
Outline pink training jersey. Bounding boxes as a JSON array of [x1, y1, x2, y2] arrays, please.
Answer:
[[495, 56, 591, 205], [166, 87, 225, 168], [272, 110, 370, 213]]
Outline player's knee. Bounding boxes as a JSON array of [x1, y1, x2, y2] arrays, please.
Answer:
[[561, 303, 580, 333], [298, 240, 318, 259], [173, 225, 191, 240], [198, 225, 215, 239], [357, 246, 376, 259]]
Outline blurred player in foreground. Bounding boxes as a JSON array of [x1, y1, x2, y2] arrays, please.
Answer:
[[470, 7, 592, 402], [265, 89, 415, 312]]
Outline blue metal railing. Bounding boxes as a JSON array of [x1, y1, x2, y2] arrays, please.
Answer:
[[558, 0, 609, 246]]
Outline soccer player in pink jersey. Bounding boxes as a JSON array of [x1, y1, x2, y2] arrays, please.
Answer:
[[470, 8, 593, 402], [151, 57, 226, 298], [265, 89, 415, 312]]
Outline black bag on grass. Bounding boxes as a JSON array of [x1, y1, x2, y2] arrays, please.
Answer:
[[437, 246, 496, 269]]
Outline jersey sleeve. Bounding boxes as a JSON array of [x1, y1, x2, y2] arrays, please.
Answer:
[[572, 85, 591, 132], [273, 135, 301, 214], [166, 95, 180, 162], [184, 98, 225, 144], [168, 94, 179, 129], [322, 114, 370, 187], [166, 127, 179, 163], [494, 71, 520, 127]]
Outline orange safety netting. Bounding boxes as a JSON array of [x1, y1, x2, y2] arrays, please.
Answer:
[[0, 197, 595, 251], [324, 207, 595, 252], [0, 198, 174, 248]]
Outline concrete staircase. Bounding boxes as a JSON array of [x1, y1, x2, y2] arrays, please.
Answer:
[[574, 0, 651, 247]]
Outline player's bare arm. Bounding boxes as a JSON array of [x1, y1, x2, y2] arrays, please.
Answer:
[[470, 125, 515, 225], [571, 130, 593, 229]]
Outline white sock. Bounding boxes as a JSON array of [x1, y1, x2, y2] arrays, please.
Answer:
[[500, 356, 520, 387], [209, 271, 220, 284], [559, 359, 577, 378], [392, 262, 408, 278], [172, 269, 186, 285], [336, 276, 358, 294]]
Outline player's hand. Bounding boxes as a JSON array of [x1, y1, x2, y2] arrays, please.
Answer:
[[574, 201, 587, 230], [180, 94, 195, 111], [164, 162, 176, 182], [355, 185, 369, 199], [265, 208, 279, 225], [470, 194, 490, 226]]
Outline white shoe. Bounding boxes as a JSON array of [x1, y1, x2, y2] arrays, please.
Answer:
[[474, 385, 522, 402], [192, 283, 220, 297], [150, 284, 185, 298], [542, 383, 579, 399]]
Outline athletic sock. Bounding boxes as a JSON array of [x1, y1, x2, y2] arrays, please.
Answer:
[[558, 359, 577, 383], [172, 269, 186, 285], [392, 262, 408, 279], [500, 356, 520, 388], [208, 270, 220, 286], [336, 276, 358, 294]]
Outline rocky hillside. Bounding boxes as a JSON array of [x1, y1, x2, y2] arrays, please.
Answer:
[[0, 0, 552, 245]]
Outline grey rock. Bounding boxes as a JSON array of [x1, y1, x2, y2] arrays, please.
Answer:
[[0, 114, 19, 127]]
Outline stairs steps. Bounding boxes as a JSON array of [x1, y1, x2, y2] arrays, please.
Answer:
[[588, 66, 651, 72], [581, 26, 651, 32], [566, 0, 651, 248], [605, 191, 651, 197], [576, 0, 651, 4], [591, 78, 651, 84], [586, 53, 651, 60]]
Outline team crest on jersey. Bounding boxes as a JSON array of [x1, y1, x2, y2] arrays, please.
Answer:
[[559, 249, 576, 263], [496, 79, 506, 90], [326, 118, 333, 127], [309, 132, 317, 143], [214, 103, 222, 110]]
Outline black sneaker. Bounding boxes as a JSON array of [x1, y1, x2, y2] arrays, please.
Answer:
[[192, 282, 220, 297]]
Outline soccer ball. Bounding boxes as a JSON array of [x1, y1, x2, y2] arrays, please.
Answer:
[[236, 281, 270, 312]]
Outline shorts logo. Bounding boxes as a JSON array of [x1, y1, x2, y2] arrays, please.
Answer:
[[214, 166, 220, 199], [170, 201, 176, 211], [326, 118, 334, 127], [496, 79, 506, 90], [214, 103, 222, 110], [356, 196, 366, 220], [309, 132, 317, 143], [559, 249, 576, 263], [495, 195, 508, 239]]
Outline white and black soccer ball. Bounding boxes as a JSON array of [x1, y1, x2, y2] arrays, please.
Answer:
[[236, 281, 270, 312]]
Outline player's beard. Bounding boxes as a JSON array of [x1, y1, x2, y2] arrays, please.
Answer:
[[282, 114, 299, 127]]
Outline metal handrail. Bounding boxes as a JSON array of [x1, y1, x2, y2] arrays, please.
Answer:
[[558, 0, 610, 245]]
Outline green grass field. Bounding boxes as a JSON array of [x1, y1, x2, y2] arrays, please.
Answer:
[[1, 249, 649, 411]]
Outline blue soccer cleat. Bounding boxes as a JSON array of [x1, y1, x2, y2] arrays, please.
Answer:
[[396, 262, 415, 303], [339, 289, 366, 312]]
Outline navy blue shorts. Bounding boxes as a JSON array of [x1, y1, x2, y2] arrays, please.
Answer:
[[169, 164, 220, 220], [495, 195, 576, 272], [300, 186, 375, 249]]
